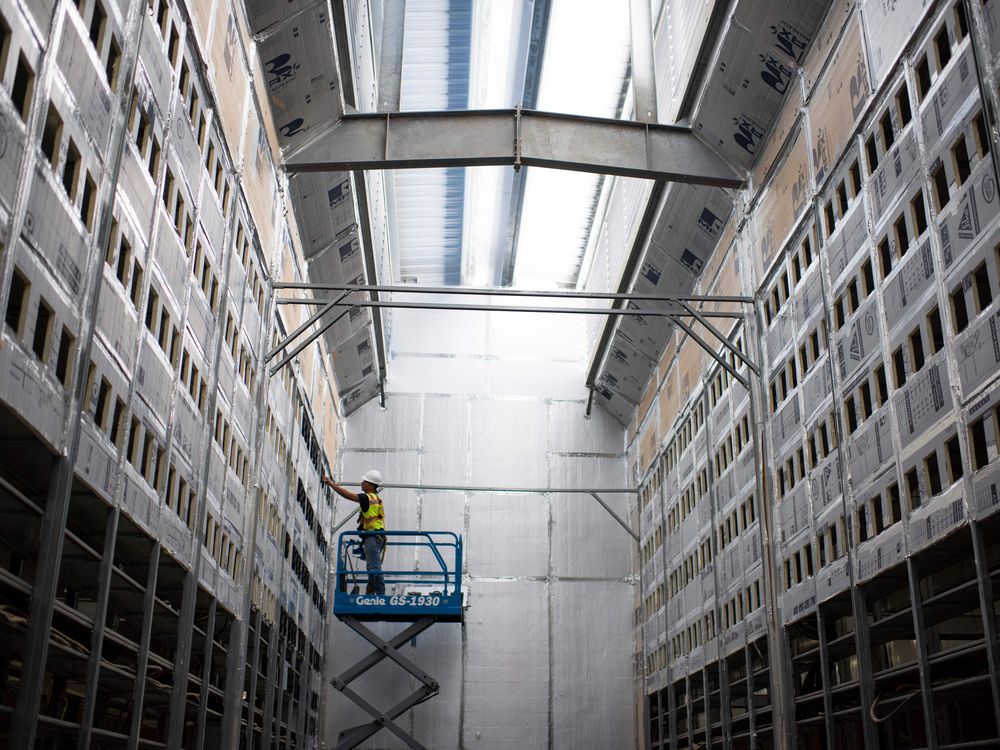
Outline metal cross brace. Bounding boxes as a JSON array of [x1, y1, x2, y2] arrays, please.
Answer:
[[333, 616, 440, 749]]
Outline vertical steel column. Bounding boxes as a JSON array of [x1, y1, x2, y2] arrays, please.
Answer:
[[8, 0, 146, 744], [743, 642, 757, 744], [76, 506, 121, 749], [906, 558, 938, 748], [717, 658, 731, 750], [166, 572, 199, 747], [260, 619, 282, 748], [377, 0, 406, 113], [848, 577, 877, 749], [195, 598, 218, 750], [745, 304, 793, 749], [244, 610, 263, 748], [223, 276, 276, 747], [812, 196, 879, 750], [815, 608, 836, 750], [970, 522, 1000, 734], [628, 0, 659, 124], [192, 150, 243, 750], [636, 474, 649, 748], [666, 679, 678, 750], [684, 673, 695, 748], [127, 544, 161, 748]]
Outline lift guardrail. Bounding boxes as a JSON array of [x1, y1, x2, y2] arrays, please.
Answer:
[[333, 530, 463, 622]]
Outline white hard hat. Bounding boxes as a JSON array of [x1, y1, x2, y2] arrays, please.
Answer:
[[362, 469, 383, 487]]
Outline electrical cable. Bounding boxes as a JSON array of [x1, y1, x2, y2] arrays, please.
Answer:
[[869, 686, 921, 723]]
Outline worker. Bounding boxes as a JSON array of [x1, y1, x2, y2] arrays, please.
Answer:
[[322, 469, 386, 595]]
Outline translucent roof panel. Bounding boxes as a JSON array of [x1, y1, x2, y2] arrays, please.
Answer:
[[511, 0, 632, 289]]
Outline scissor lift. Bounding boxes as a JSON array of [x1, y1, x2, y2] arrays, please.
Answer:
[[331, 530, 463, 749]]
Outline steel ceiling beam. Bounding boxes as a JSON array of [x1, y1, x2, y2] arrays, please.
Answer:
[[284, 109, 744, 188]]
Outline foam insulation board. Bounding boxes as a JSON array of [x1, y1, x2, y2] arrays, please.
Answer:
[[344, 392, 423, 451], [291, 175, 358, 260], [676, 338, 703, 400], [807, 14, 871, 187], [657, 331, 678, 385], [467, 493, 549, 578], [57, 15, 113, 150], [547, 400, 623, 455], [244, 0, 320, 34], [333, 328, 377, 393], [602, 337, 656, 405], [188, 0, 215, 49], [751, 79, 803, 192], [635, 377, 659, 432], [638, 412, 659, 473], [732, 0, 828, 61], [469, 400, 548, 487], [209, 5, 250, 160], [870, 127, 921, 221], [753, 125, 810, 274], [461, 581, 550, 749], [801, 0, 856, 95], [389, 354, 490, 397], [936, 161, 1000, 276], [240, 111, 279, 256], [255, 3, 344, 152], [919, 44, 979, 152], [486, 360, 579, 403], [551, 581, 635, 748], [694, 24, 798, 171], [408, 621, 463, 748], [860, 0, 933, 89], [550, 456, 631, 579], [419, 397, 471, 485]]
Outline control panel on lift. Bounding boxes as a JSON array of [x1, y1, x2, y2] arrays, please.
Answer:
[[333, 530, 464, 623]]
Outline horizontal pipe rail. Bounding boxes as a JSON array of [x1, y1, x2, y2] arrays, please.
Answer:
[[271, 281, 754, 305], [275, 298, 746, 319]]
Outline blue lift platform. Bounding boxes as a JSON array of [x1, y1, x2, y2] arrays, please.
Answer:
[[331, 530, 463, 749]]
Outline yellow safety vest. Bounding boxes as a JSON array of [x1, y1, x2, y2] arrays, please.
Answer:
[[360, 492, 385, 531]]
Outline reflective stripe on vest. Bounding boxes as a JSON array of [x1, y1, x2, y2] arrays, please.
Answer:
[[360, 492, 385, 531]]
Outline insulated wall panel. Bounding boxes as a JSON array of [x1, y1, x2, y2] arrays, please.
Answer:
[[462, 581, 549, 749], [552, 580, 635, 748]]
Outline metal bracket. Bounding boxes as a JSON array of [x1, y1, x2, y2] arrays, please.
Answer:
[[591, 492, 639, 543], [514, 104, 523, 172]]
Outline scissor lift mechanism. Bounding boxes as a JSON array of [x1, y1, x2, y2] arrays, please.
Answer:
[[331, 530, 463, 750]]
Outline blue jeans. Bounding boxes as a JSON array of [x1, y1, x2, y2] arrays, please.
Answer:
[[362, 534, 385, 595]]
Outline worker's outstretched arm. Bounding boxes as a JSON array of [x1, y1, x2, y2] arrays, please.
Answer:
[[321, 476, 360, 502]]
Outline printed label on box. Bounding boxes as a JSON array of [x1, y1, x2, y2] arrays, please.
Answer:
[[883, 238, 935, 334], [955, 309, 1000, 396], [939, 163, 998, 272], [847, 408, 893, 484], [871, 129, 920, 220], [835, 296, 881, 381], [920, 45, 977, 147], [894, 358, 953, 447]]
